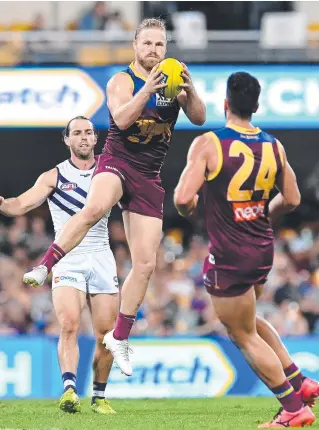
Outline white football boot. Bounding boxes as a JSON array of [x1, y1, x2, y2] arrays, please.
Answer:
[[103, 329, 132, 376], [23, 265, 48, 288]]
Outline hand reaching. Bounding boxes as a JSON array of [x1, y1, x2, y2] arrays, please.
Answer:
[[178, 62, 195, 94], [141, 64, 167, 95]]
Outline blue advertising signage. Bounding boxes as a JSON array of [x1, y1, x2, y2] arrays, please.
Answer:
[[0, 65, 318, 129], [0, 336, 318, 399]]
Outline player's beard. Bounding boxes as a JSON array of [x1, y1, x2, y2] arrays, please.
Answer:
[[72, 146, 93, 160], [137, 53, 162, 72]]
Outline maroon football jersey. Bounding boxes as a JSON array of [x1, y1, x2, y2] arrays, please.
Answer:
[[202, 124, 284, 283], [104, 63, 180, 176]]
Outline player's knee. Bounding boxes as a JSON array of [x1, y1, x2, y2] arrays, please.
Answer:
[[59, 317, 79, 338], [82, 206, 105, 226], [132, 256, 156, 280], [255, 314, 272, 336], [95, 333, 104, 345], [227, 327, 253, 348], [95, 328, 113, 345]]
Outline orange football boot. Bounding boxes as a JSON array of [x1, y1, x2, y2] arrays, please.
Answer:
[[258, 406, 315, 428], [297, 377, 319, 408]]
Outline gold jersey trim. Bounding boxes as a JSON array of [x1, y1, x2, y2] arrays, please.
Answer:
[[276, 139, 285, 169], [206, 132, 223, 181], [129, 62, 147, 82]]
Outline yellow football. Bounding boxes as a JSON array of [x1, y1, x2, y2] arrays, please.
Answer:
[[157, 58, 184, 99]]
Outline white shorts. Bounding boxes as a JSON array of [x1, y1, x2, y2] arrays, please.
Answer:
[[52, 248, 119, 295]]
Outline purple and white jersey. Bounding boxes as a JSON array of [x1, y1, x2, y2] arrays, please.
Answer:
[[47, 159, 110, 254]]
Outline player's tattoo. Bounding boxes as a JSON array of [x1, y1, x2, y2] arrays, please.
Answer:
[[238, 345, 271, 385]]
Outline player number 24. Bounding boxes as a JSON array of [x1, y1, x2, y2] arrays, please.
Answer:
[[227, 140, 277, 202]]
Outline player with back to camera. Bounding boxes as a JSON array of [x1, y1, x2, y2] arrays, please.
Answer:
[[22, 18, 206, 377], [174, 72, 318, 428], [0, 117, 119, 414]]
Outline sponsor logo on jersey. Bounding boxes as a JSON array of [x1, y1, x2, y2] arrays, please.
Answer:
[[233, 201, 265, 222], [104, 166, 125, 180], [240, 134, 258, 140], [155, 93, 173, 107], [61, 182, 77, 191], [54, 275, 77, 284]]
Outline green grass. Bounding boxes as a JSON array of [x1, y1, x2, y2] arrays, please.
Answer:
[[0, 397, 318, 429]]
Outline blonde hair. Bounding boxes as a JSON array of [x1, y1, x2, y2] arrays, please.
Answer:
[[135, 18, 167, 40]]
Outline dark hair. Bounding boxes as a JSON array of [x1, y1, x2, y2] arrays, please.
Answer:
[[226, 72, 261, 120], [62, 116, 97, 138], [135, 18, 167, 40]]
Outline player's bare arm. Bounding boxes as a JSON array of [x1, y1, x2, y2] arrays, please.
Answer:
[[268, 143, 301, 225], [0, 168, 57, 217], [177, 62, 206, 126], [107, 66, 167, 130], [174, 133, 216, 217]]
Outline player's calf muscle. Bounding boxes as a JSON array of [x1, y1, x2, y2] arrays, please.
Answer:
[[239, 344, 274, 385], [231, 330, 285, 387], [132, 300, 143, 314]]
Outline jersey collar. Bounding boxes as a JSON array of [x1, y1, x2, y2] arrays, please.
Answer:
[[68, 158, 95, 171], [227, 124, 261, 134]]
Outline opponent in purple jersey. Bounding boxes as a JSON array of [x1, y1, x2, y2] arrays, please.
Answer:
[[175, 72, 317, 428], [23, 18, 206, 377]]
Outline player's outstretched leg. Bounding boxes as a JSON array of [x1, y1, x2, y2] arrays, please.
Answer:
[[210, 287, 315, 428], [23, 173, 123, 288], [53, 287, 85, 413], [103, 212, 162, 376], [88, 293, 118, 414], [255, 286, 319, 408]]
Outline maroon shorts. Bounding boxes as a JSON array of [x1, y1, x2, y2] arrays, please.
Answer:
[[203, 254, 271, 298], [94, 154, 165, 219]]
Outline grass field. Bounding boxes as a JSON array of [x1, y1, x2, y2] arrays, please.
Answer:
[[0, 397, 318, 430]]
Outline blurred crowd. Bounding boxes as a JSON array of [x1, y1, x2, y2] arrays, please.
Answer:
[[0, 1, 134, 66], [0, 2, 132, 33], [0, 1, 293, 33], [0, 211, 319, 338]]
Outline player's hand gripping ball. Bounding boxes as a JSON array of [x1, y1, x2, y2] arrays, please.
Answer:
[[157, 58, 184, 99]]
